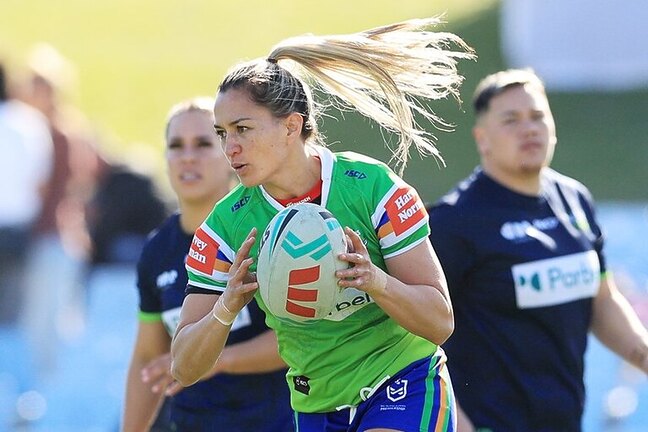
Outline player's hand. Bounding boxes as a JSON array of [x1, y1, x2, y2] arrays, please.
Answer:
[[336, 227, 387, 296], [141, 353, 183, 395], [221, 228, 258, 313]]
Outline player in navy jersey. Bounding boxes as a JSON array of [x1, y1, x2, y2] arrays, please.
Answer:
[[122, 97, 291, 431], [427, 69, 648, 432]]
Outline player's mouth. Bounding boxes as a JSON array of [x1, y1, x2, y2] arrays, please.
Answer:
[[180, 172, 201, 182], [520, 141, 543, 152], [231, 163, 248, 174]]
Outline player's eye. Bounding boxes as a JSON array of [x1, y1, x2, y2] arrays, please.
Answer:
[[197, 139, 213, 148], [167, 140, 182, 150], [214, 128, 226, 139]]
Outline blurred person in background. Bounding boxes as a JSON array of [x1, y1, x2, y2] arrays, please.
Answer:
[[0, 59, 53, 325], [122, 97, 291, 432], [85, 152, 168, 267], [18, 43, 104, 375], [427, 68, 648, 432]]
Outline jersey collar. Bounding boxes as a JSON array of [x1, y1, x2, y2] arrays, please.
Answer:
[[259, 146, 335, 210]]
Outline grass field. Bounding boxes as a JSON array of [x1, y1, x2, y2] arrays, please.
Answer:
[[1, 0, 646, 202]]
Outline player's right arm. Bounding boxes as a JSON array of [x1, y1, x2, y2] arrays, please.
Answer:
[[122, 321, 169, 432], [171, 228, 259, 386]]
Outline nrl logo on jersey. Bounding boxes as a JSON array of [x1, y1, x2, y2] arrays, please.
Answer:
[[386, 379, 408, 402]]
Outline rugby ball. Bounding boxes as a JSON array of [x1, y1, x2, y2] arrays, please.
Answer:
[[257, 203, 347, 323]]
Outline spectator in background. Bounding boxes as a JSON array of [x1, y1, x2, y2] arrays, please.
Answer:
[[18, 43, 103, 374], [122, 97, 291, 431], [427, 69, 648, 431], [0, 59, 53, 325], [86, 158, 168, 266]]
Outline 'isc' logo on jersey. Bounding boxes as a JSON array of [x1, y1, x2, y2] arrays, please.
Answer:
[[187, 228, 218, 275], [385, 187, 426, 235]]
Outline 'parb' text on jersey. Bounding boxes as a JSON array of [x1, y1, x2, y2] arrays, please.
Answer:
[[512, 250, 600, 309]]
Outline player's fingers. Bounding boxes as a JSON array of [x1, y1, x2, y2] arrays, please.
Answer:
[[142, 358, 171, 383], [238, 228, 257, 257], [151, 375, 175, 393], [345, 227, 367, 254], [165, 381, 184, 396], [336, 258, 366, 281], [230, 228, 257, 272]]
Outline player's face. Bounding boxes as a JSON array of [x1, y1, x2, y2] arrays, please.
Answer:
[[474, 84, 556, 180], [166, 110, 233, 205], [213, 88, 292, 188]]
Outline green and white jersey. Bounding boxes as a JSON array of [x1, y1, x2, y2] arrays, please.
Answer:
[[186, 146, 437, 413]]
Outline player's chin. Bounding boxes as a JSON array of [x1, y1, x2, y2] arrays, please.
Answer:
[[238, 177, 260, 188]]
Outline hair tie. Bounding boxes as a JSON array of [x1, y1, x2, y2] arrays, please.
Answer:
[[267, 57, 278, 64]]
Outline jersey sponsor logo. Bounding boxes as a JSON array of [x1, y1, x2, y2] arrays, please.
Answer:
[[230, 195, 250, 212], [344, 169, 367, 180], [293, 375, 311, 395], [285, 265, 320, 318], [156, 270, 178, 290], [187, 228, 218, 275], [384, 187, 426, 236], [326, 288, 374, 321], [500, 217, 560, 241], [512, 250, 600, 309], [386, 379, 408, 402]]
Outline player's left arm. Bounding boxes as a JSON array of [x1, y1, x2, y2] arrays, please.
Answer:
[[337, 228, 453, 345], [165, 329, 285, 396], [213, 329, 285, 374], [591, 274, 648, 373]]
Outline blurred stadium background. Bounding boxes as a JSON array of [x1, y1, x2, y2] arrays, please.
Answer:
[[1, 0, 647, 430]]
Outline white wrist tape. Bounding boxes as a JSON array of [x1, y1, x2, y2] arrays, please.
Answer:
[[211, 297, 237, 326]]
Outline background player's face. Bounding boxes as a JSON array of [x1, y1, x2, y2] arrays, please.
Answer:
[[474, 84, 557, 180], [213, 88, 293, 188], [166, 110, 232, 205]]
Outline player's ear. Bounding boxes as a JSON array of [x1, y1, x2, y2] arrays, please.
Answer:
[[473, 124, 489, 157], [285, 112, 304, 138]]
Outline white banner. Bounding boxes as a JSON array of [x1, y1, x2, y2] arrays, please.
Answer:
[[501, 0, 648, 91]]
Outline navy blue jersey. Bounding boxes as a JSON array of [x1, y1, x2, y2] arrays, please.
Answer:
[[136, 213, 293, 431], [428, 168, 606, 432]]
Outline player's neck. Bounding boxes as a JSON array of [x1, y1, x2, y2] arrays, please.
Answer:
[[179, 200, 221, 234], [483, 166, 542, 196], [264, 155, 321, 201]]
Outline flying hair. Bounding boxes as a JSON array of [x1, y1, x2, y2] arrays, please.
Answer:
[[219, 17, 475, 174], [266, 17, 475, 174]]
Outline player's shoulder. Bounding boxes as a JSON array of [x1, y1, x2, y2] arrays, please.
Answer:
[[428, 171, 491, 233], [434, 170, 483, 209], [209, 183, 259, 223], [137, 214, 184, 273], [333, 151, 402, 191], [140, 214, 181, 253], [543, 168, 593, 198], [334, 151, 392, 174]]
